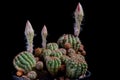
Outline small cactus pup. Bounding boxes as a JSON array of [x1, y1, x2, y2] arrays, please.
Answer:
[[27, 71, 37, 80], [65, 58, 88, 79], [57, 34, 81, 51], [13, 51, 36, 74], [59, 48, 67, 55], [34, 47, 43, 57], [42, 49, 52, 59], [24, 20, 35, 53], [78, 44, 86, 56], [46, 43, 59, 50], [41, 25, 48, 48], [36, 61, 44, 70], [45, 56, 61, 76]]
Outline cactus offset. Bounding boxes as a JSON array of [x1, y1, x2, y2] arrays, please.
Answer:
[[13, 51, 36, 73], [27, 71, 37, 80], [45, 56, 61, 76], [36, 61, 43, 70], [47, 43, 59, 50], [59, 48, 67, 55], [57, 34, 81, 51], [42, 49, 52, 59]]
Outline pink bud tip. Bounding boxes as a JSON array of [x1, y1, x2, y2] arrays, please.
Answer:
[[41, 25, 48, 36], [75, 2, 84, 15], [77, 2, 81, 12], [25, 20, 34, 35]]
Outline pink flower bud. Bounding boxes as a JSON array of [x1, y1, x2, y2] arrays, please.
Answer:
[[25, 20, 34, 36], [75, 2, 84, 16], [41, 25, 48, 38]]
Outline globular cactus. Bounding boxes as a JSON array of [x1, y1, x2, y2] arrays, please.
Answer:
[[42, 49, 52, 59], [45, 56, 61, 76], [36, 61, 44, 70], [27, 71, 37, 80], [46, 43, 59, 50], [50, 50, 63, 58], [66, 58, 88, 79], [57, 34, 81, 51], [59, 48, 66, 55], [13, 51, 36, 73]]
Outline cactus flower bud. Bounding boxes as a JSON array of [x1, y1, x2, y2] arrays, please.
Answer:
[[74, 2, 84, 37], [41, 25, 48, 48], [24, 20, 34, 53]]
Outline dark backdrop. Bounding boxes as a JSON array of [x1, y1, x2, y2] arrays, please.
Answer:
[[1, 0, 97, 80]]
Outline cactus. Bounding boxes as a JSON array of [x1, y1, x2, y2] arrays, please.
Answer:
[[45, 56, 61, 76], [50, 50, 63, 58], [42, 49, 52, 59], [57, 34, 81, 51], [60, 55, 70, 64], [46, 43, 59, 50], [27, 71, 37, 80], [36, 61, 43, 70], [66, 58, 88, 79], [13, 51, 36, 73], [59, 48, 66, 55]]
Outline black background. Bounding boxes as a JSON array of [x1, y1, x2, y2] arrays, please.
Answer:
[[1, 0, 99, 80]]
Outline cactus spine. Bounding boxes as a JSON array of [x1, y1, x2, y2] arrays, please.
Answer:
[[13, 51, 36, 73]]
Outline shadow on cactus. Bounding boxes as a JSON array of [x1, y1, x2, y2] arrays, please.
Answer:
[[12, 2, 91, 80]]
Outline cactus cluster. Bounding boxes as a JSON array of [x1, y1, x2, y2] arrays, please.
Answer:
[[13, 2, 90, 80]]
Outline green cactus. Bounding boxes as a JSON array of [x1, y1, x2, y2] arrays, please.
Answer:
[[66, 57, 88, 79], [27, 71, 37, 80], [57, 34, 81, 51], [42, 49, 52, 59], [50, 50, 63, 58], [13, 51, 36, 73], [46, 43, 58, 50], [45, 56, 61, 76]]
